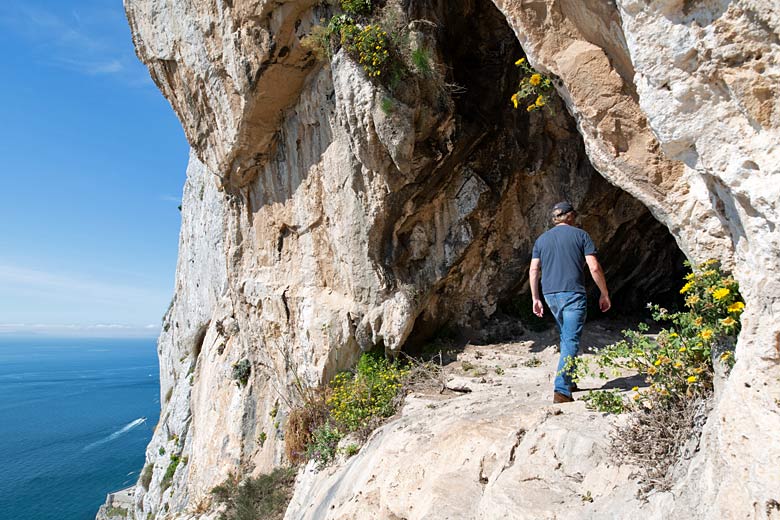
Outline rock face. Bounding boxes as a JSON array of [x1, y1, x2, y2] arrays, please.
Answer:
[[491, 1, 780, 517], [122, 0, 779, 518]]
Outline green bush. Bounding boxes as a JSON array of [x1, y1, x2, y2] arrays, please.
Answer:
[[340, 0, 372, 15], [211, 467, 297, 520], [232, 359, 251, 387], [286, 352, 410, 468], [105, 506, 128, 518], [328, 353, 408, 431], [306, 422, 342, 468], [160, 454, 181, 492], [411, 47, 432, 76], [582, 389, 625, 414], [343, 443, 360, 457], [380, 96, 395, 114]]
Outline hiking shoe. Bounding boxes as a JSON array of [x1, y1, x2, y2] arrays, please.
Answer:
[[570, 382, 579, 392], [553, 392, 574, 404]]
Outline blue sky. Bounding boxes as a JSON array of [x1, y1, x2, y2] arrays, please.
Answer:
[[0, 0, 190, 337]]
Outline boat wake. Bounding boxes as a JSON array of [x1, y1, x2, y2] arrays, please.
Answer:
[[83, 417, 147, 451]]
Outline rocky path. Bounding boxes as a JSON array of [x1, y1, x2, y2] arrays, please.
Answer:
[[284, 322, 662, 520]]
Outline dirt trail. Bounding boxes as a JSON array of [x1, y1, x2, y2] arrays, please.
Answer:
[[285, 321, 655, 520]]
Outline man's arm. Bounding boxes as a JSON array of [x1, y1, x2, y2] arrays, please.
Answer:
[[585, 255, 611, 312], [529, 258, 544, 317]]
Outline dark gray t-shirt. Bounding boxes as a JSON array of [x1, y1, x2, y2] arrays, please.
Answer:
[[532, 225, 597, 295]]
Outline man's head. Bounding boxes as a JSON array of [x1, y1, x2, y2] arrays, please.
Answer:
[[551, 201, 576, 225]]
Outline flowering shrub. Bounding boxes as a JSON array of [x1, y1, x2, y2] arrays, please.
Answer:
[[510, 57, 554, 113], [573, 260, 742, 406], [327, 353, 408, 431], [340, 0, 372, 15], [342, 24, 391, 78], [286, 352, 409, 467], [567, 260, 744, 490]]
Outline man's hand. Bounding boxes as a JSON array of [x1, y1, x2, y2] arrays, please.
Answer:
[[599, 293, 611, 312], [586, 255, 611, 313], [532, 298, 544, 318]]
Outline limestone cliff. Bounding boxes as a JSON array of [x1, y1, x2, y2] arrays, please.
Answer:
[[122, 0, 779, 518]]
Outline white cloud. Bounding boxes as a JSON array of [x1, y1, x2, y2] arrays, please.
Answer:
[[53, 57, 124, 75], [0, 264, 166, 303], [0, 263, 171, 328]]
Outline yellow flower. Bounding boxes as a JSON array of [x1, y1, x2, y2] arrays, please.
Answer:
[[720, 351, 732, 360], [669, 332, 678, 338], [727, 301, 745, 313], [685, 272, 696, 280], [529, 73, 542, 86], [720, 316, 737, 327], [685, 295, 700, 305], [678, 346, 686, 352], [713, 288, 730, 300], [515, 57, 525, 66], [687, 375, 697, 383], [700, 329, 713, 340], [535, 95, 545, 107], [654, 358, 662, 366], [694, 317, 703, 327], [633, 393, 641, 401], [511, 93, 519, 109], [632, 386, 639, 391], [526, 104, 536, 112], [674, 361, 683, 368], [647, 366, 658, 375], [680, 281, 693, 294]]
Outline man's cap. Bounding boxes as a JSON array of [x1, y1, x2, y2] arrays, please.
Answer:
[[551, 201, 575, 217]]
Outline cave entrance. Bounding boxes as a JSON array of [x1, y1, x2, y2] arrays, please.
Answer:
[[398, 0, 687, 352]]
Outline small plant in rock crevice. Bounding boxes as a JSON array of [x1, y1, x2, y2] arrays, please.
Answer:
[[306, 421, 342, 468], [232, 359, 251, 387], [411, 46, 432, 76], [510, 57, 554, 113], [340, 0, 372, 15], [160, 454, 181, 492]]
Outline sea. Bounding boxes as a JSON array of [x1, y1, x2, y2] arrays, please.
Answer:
[[0, 337, 160, 520]]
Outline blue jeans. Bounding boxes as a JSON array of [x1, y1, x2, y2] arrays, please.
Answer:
[[544, 291, 587, 397]]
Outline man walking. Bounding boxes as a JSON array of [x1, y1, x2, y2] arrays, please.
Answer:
[[529, 202, 611, 403]]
